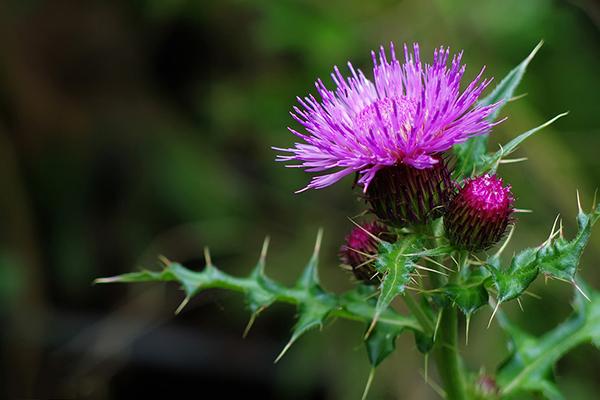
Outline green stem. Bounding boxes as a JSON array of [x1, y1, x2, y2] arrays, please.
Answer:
[[403, 293, 434, 335], [435, 305, 467, 400]]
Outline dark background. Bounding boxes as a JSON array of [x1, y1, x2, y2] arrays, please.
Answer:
[[1, 0, 599, 399]]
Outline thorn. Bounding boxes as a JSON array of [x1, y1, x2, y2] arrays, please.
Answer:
[[573, 280, 591, 302], [354, 258, 376, 270], [422, 256, 454, 272], [348, 217, 384, 243], [93, 276, 119, 284], [465, 314, 471, 346], [175, 296, 190, 315], [559, 219, 564, 239], [274, 336, 297, 364], [413, 264, 448, 276], [528, 40, 544, 63], [424, 354, 429, 383], [545, 274, 549, 285], [507, 92, 528, 102], [516, 298, 524, 312], [314, 228, 324, 255], [419, 370, 446, 399], [592, 189, 598, 211], [487, 301, 501, 329], [524, 290, 542, 300], [543, 214, 561, 245], [243, 311, 260, 338], [352, 209, 370, 219], [450, 256, 459, 269], [361, 368, 376, 400], [514, 208, 533, 213], [577, 190, 583, 215], [339, 264, 353, 271], [365, 315, 379, 340], [259, 236, 270, 265], [204, 247, 213, 267], [433, 310, 443, 342], [499, 157, 528, 164], [158, 255, 171, 267], [495, 225, 515, 258], [348, 247, 378, 259]]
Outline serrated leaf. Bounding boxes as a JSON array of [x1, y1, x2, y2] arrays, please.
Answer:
[[370, 237, 421, 331], [537, 204, 599, 281], [453, 42, 543, 178], [96, 231, 425, 373], [275, 288, 337, 363], [486, 248, 539, 303], [339, 286, 422, 332], [442, 274, 489, 317], [275, 230, 338, 362], [479, 112, 568, 175], [496, 281, 600, 398]]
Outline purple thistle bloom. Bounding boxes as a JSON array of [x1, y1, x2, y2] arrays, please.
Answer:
[[275, 43, 502, 193]]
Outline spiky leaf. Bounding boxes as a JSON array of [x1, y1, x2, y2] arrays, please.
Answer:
[[496, 281, 600, 399], [453, 41, 543, 178], [371, 237, 421, 327], [479, 112, 568, 175], [537, 202, 600, 281], [486, 248, 539, 304], [442, 272, 489, 317]]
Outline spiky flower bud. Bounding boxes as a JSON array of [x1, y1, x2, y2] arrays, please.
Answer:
[[444, 174, 514, 251], [339, 222, 392, 285], [365, 156, 453, 227]]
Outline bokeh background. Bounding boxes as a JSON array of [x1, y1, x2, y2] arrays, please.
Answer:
[[1, 0, 599, 399]]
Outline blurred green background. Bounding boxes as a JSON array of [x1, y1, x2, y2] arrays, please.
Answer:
[[1, 0, 599, 398]]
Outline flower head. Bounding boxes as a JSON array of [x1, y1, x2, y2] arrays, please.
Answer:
[[275, 42, 501, 192], [444, 174, 515, 251], [366, 155, 453, 226], [339, 222, 392, 284]]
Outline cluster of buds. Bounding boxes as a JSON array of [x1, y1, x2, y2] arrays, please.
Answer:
[[340, 161, 515, 276]]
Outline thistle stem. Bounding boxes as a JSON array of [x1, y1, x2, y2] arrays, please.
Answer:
[[434, 307, 467, 400], [403, 293, 434, 335]]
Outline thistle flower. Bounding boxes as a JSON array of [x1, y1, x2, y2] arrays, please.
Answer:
[[275, 42, 502, 193], [366, 155, 453, 226], [339, 222, 392, 284], [444, 174, 514, 251]]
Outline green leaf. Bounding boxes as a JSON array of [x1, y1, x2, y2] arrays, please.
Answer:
[[275, 230, 338, 362], [369, 237, 421, 332], [496, 281, 600, 399], [478, 112, 568, 175], [453, 41, 543, 179], [442, 273, 489, 317], [479, 41, 544, 117], [486, 247, 539, 304], [95, 231, 423, 368], [537, 201, 600, 282], [365, 323, 404, 367]]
